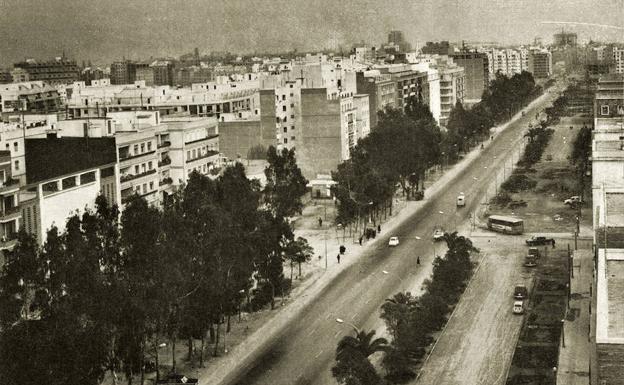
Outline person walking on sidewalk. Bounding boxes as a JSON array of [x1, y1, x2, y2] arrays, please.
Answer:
[[377, 224, 381, 233], [337, 254, 341, 264], [359, 236, 363, 246], [318, 217, 323, 228], [417, 256, 421, 265]]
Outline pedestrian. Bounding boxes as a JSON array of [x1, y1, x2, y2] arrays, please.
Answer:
[[359, 236, 363, 246], [337, 254, 341, 264], [377, 224, 381, 233], [417, 256, 421, 265], [490, 135, 493, 141], [318, 255, 322, 262], [318, 217, 323, 228], [552, 239, 556, 248]]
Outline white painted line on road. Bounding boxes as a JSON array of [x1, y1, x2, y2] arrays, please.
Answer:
[[351, 312, 358, 320], [307, 327, 318, 337], [334, 330, 341, 337], [314, 349, 324, 358]]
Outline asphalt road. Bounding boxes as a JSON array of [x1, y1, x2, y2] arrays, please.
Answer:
[[230, 87, 564, 385]]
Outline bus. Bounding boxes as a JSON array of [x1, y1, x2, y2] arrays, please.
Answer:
[[487, 215, 524, 235]]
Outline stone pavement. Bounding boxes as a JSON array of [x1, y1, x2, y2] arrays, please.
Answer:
[[557, 248, 593, 385]]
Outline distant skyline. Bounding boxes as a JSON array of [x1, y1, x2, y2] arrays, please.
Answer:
[[1, 0, 623, 67]]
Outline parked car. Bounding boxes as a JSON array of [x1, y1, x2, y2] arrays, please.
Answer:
[[526, 235, 555, 246], [413, 190, 425, 201], [456, 192, 466, 207], [564, 196, 582, 205], [433, 228, 445, 242], [514, 284, 528, 299], [388, 236, 400, 247], [513, 300, 525, 314]]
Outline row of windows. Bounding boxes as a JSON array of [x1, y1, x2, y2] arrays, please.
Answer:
[[4, 141, 19, 153], [282, 136, 295, 144], [187, 163, 213, 178], [283, 126, 296, 133], [133, 161, 154, 175], [135, 181, 155, 195], [186, 144, 217, 161], [133, 140, 153, 155]]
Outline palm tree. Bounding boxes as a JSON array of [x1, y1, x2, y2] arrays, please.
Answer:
[[332, 329, 388, 385], [524, 126, 541, 143], [380, 292, 416, 341]]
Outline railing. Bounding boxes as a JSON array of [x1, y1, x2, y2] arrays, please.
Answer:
[[159, 177, 173, 186], [158, 141, 171, 148], [0, 178, 20, 189], [158, 157, 171, 167], [1, 206, 20, 217], [119, 150, 156, 162], [186, 151, 219, 163], [120, 168, 157, 183]]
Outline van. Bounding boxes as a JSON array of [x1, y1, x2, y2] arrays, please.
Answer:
[[513, 300, 524, 314], [456, 193, 466, 207], [514, 285, 528, 299]]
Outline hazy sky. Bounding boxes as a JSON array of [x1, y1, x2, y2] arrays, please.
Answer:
[[1, 0, 623, 66]]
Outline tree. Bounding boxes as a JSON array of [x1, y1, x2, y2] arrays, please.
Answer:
[[284, 236, 314, 281], [380, 292, 416, 342], [332, 329, 388, 385], [264, 146, 308, 219]]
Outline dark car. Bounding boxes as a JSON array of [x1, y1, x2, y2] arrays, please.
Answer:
[[514, 284, 528, 299], [526, 236, 555, 246]]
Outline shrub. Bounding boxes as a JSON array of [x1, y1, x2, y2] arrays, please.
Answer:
[[501, 173, 537, 193]]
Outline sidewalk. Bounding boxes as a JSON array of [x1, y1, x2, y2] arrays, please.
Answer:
[[198, 89, 557, 385], [557, 248, 593, 385]]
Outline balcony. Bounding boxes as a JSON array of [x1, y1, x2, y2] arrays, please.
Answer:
[[158, 141, 171, 148], [120, 168, 157, 183], [185, 134, 219, 146], [0, 232, 18, 250], [186, 150, 219, 164], [0, 206, 21, 223], [158, 156, 171, 167], [0, 178, 20, 193], [119, 150, 156, 162], [159, 177, 173, 186]]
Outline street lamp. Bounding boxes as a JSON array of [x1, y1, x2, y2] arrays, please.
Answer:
[[335, 318, 359, 334]]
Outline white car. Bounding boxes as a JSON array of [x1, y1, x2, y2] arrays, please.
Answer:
[[433, 228, 445, 241], [513, 300, 524, 314], [456, 193, 466, 207], [388, 236, 400, 247], [564, 196, 582, 205]]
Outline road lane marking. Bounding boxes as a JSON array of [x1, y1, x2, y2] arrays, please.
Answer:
[[307, 327, 318, 337], [351, 312, 358, 320], [334, 330, 341, 337], [314, 349, 324, 358]]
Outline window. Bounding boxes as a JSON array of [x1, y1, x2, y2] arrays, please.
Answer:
[[62, 176, 77, 189], [134, 165, 139, 174], [107, 121, 112, 134], [5, 144, 8, 151], [290, 103, 294, 108], [142, 183, 147, 192], [135, 186, 141, 193], [148, 161, 153, 170], [80, 171, 96, 184], [147, 142, 152, 151], [283, 138, 288, 144], [187, 150, 191, 160], [283, 127, 287, 133], [291, 126, 295, 130], [601, 105, 610, 115], [133, 144, 139, 154], [141, 164, 146, 173], [291, 114, 294, 119], [149, 181, 154, 190], [291, 136, 295, 141], [14, 160, 19, 171], [140, 143, 145, 153], [282, 95, 286, 101], [282, 106, 287, 112], [13, 142, 18, 152], [192, 149, 197, 159], [101, 167, 115, 178]]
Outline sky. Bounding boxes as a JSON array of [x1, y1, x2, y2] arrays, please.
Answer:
[[1, 0, 623, 66]]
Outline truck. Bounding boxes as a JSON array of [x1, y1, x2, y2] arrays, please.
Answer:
[[524, 247, 539, 267], [526, 235, 555, 246]]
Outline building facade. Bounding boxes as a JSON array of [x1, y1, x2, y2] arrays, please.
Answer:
[[12, 58, 80, 85], [450, 51, 489, 102]]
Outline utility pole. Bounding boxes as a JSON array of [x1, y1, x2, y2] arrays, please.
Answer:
[[324, 230, 328, 269]]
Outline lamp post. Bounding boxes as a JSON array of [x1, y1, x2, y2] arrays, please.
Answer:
[[335, 318, 359, 334]]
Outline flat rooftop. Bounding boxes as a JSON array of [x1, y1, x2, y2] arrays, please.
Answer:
[[596, 248, 624, 344]]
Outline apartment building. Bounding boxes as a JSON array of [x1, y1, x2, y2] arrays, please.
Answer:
[[0, 81, 62, 113], [110, 61, 137, 85], [591, 75, 624, 383], [376, 64, 429, 111], [11, 58, 80, 85], [355, 71, 397, 128], [528, 49, 552, 79], [450, 51, 489, 102], [20, 137, 119, 244]]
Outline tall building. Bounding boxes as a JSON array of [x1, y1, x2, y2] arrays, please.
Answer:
[[135, 62, 154, 86], [421, 41, 455, 56], [151, 61, 176, 86], [11, 57, 80, 85], [528, 49, 552, 79], [450, 51, 489, 102], [613, 47, 624, 74], [591, 74, 624, 383], [110, 61, 137, 85], [0, 82, 62, 114], [387, 30, 411, 52], [356, 71, 397, 128], [553, 31, 577, 47], [0, 70, 11, 84]]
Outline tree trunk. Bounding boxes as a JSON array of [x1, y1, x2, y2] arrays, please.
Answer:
[[213, 322, 221, 357], [290, 261, 293, 284], [227, 315, 231, 333], [188, 336, 193, 362], [200, 333, 205, 368], [140, 339, 145, 385], [270, 282, 275, 310], [127, 368, 133, 385], [298, 261, 302, 278], [171, 337, 176, 373], [154, 343, 160, 382], [209, 324, 215, 343]]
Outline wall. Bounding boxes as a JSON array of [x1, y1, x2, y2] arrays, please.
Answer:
[[219, 119, 271, 159], [298, 89, 342, 179]]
